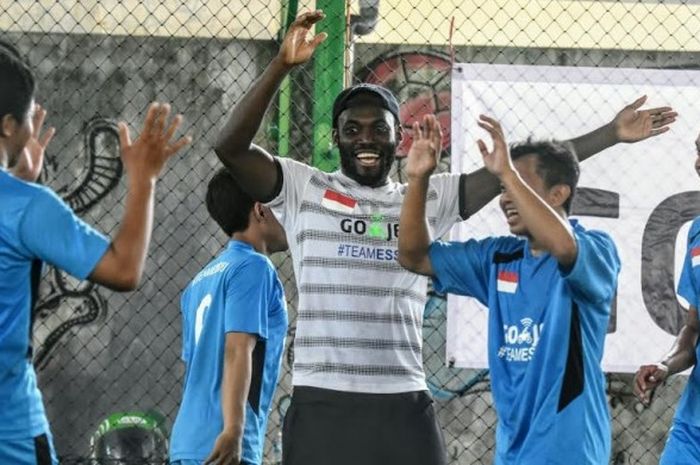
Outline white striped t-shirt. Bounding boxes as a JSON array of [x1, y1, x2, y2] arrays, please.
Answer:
[[268, 157, 463, 393]]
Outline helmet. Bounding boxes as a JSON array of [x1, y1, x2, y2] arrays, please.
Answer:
[[89, 411, 169, 464]]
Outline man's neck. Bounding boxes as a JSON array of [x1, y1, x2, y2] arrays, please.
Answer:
[[231, 231, 268, 256], [0, 148, 8, 170]]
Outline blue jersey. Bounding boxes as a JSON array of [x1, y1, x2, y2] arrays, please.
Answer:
[[170, 240, 288, 465], [429, 221, 620, 465], [0, 169, 109, 439], [674, 216, 700, 427]]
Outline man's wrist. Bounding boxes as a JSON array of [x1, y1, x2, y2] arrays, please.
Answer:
[[498, 168, 519, 187], [407, 172, 431, 185], [270, 56, 294, 74], [604, 120, 621, 145]]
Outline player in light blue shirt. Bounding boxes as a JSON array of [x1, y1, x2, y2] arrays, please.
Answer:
[[634, 133, 700, 464], [170, 168, 288, 465], [0, 46, 190, 465], [398, 115, 620, 465]]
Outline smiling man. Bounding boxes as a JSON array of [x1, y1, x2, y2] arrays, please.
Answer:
[[398, 115, 620, 465], [213, 11, 674, 465]]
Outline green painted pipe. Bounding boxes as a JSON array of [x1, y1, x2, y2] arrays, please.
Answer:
[[277, 0, 298, 157], [312, 0, 345, 171]]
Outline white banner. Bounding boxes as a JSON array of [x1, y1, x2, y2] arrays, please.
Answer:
[[448, 63, 700, 372]]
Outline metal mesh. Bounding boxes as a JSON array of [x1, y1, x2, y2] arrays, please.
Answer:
[[2, 1, 696, 463]]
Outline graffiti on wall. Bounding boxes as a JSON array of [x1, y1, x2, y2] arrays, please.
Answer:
[[33, 118, 121, 369]]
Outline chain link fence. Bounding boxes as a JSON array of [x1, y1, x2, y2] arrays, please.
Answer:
[[2, 1, 698, 463]]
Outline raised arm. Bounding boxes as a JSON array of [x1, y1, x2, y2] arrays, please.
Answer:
[[213, 11, 326, 202], [459, 96, 677, 219], [477, 115, 577, 267], [398, 115, 443, 276], [634, 306, 699, 405], [88, 103, 191, 291], [569, 95, 676, 161]]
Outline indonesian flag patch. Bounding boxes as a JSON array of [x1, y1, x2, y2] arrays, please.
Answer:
[[692, 247, 700, 267], [321, 189, 357, 213], [497, 270, 518, 294]]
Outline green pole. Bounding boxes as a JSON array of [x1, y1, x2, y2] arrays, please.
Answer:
[[277, 0, 298, 157], [312, 0, 346, 171]]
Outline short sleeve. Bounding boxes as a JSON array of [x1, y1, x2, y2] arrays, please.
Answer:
[[18, 187, 110, 279], [265, 157, 317, 231], [223, 256, 275, 339], [562, 228, 620, 304], [429, 238, 497, 305], [678, 225, 700, 309], [428, 173, 462, 239]]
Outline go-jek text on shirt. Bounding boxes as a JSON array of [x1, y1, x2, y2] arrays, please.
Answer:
[[429, 220, 620, 465]]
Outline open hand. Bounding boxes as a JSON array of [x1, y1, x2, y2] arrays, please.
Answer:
[[406, 114, 442, 179], [614, 95, 677, 143], [204, 429, 241, 465], [277, 11, 327, 68], [477, 115, 513, 178], [118, 102, 191, 182], [12, 103, 55, 182], [633, 363, 669, 406]]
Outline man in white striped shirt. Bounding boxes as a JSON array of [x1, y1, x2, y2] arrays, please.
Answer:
[[214, 11, 675, 465]]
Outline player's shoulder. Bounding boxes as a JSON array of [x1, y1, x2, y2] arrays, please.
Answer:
[[572, 222, 616, 247], [1, 170, 58, 204], [688, 216, 700, 242], [221, 243, 274, 275]]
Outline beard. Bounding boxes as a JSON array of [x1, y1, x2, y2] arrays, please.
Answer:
[[337, 141, 396, 187]]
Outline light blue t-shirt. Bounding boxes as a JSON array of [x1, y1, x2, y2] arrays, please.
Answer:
[[429, 221, 620, 465], [0, 169, 109, 438], [674, 216, 700, 427], [170, 240, 288, 465]]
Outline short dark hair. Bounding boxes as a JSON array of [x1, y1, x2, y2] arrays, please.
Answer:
[[0, 45, 35, 124], [205, 168, 255, 236], [510, 139, 580, 213]]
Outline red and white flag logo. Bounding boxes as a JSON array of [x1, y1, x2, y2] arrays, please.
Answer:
[[321, 189, 357, 214], [692, 247, 700, 267], [497, 270, 518, 294]]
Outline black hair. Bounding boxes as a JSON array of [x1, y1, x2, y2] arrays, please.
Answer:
[[205, 168, 255, 236], [0, 44, 35, 125], [510, 138, 580, 213]]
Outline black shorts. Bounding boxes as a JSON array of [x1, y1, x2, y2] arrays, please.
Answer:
[[282, 386, 447, 465]]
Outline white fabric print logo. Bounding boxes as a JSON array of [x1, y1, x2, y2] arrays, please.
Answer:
[[497, 318, 544, 362]]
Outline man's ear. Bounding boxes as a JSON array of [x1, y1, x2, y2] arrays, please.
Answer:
[[395, 123, 403, 143], [0, 113, 17, 138], [332, 127, 339, 147], [252, 202, 266, 222], [549, 184, 572, 210]]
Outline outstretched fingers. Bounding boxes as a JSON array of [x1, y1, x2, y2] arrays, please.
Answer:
[[166, 134, 192, 158], [163, 113, 183, 142], [140, 102, 161, 136], [627, 95, 648, 111], [294, 10, 325, 29], [117, 122, 132, 149]]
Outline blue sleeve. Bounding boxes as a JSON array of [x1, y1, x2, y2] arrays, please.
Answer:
[[428, 238, 495, 305], [223, 256, 274, 339], [18, 187, 110, 279], [562, 229, 620, 304], [678, 226, 700, 309]]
